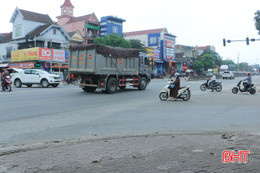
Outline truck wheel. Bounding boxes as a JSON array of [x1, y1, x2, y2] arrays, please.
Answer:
[[14, 79, 22, 88], [138, 77, 147, 90], [82, 87, 96, 92], [41, 79, 49, 88], [106, 78, 118, 93]]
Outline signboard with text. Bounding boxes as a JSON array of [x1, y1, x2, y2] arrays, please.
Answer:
[[11, 47, 68, 63], [9, 62, 35, 68], [11, 47, 39, 62]]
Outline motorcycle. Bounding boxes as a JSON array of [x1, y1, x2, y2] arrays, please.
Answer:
[[232, 80, 256, 95], [63, 77, 79, 86], [159, 80, 191, 101], [1, 75, 12, 92], [200, 79, 222, 92]]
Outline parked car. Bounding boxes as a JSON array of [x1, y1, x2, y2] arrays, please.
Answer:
[[222, 71, 235, 79], [12, 69, 61, 88]]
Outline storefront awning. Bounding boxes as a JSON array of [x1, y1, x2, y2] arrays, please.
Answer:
[[0, 63, 9, 67]]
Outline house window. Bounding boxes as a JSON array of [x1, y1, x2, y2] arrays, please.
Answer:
[[70, 10, 72, 14], [15, 25, 22, 37], [53, 28, 57, 35]]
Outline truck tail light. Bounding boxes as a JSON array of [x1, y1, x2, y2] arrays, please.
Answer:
[[100, 81, 105, 87]]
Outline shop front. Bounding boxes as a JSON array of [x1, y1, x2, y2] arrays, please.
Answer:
[[10, 47, 70, 78]]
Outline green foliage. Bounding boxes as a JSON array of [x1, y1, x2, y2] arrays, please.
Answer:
[[254, 10, 260, 35], [238, 63, 249, 71], [192, 61, 204, 75], [191, 50, 222, 74], [222, 59, 235, 65], [94, 33, 132, 48], [130, 39, 146, 52]]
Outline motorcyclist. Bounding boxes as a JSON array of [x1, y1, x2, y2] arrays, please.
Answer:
[[209, 73, 216, 92], [170, 73, 180, 100], [66, 73, 74, 84], [242, 73, 252, 92], [1, 69, 9, 90]]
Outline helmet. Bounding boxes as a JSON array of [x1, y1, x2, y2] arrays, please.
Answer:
[[174, 73, 180, 77]]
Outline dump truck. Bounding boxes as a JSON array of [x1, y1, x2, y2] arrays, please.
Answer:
[[69, 44, 151, 93]]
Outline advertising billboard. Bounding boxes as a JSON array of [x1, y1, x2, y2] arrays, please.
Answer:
[[39, 48, 66, 62], [11, 47, 39, 62]]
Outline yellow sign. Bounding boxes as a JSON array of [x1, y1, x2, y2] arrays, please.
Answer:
[[11, 47, 39, 62]]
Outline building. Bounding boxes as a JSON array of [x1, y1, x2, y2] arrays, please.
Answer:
[[124, 28, 176, 75], [0, 8, 70, 73], [99, 16, 126, 37], [57, 0, 100, 44]]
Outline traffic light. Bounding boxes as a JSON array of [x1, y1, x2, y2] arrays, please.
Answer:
[[223, 39, 226, 46], [246, 37, 249, 45]]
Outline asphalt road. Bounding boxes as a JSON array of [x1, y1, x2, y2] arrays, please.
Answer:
[[0, 76, 260, 147]]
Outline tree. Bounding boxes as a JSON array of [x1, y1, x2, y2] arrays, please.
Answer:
[[199, 50, 221, 70], [130, 39, 146, 52], [94, 33, 132, 48], [191, 50, 222, 75], [254, 10, 260, 35], [222, 59, 235, 65]]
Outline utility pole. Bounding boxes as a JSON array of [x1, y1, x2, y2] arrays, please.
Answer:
[[50, 40, 53, 73]]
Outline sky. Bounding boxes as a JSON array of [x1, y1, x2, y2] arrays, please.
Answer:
[[1, 0, 260, 65]]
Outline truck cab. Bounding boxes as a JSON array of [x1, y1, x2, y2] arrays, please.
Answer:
[[139, 52, 151, 81]]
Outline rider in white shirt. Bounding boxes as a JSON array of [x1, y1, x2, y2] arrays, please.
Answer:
[[210, 73, 216, 91]]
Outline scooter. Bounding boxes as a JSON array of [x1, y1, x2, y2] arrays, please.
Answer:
[[1, 75, 12, 92], [200, 79, 222, 92], [159, 79, 191, 101], [232, 80, 256, 95]]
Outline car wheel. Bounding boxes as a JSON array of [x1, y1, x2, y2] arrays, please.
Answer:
[[14, 79, 22, 88], [41, 79, 49, 88]]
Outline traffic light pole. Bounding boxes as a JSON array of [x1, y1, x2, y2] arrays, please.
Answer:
[[223, 37, 260, 46]]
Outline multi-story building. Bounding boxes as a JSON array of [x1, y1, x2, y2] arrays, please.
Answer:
[[124, 28, 176, 75], [0, 8, 70, 73], [57, 0, 100, 44], [99, 16, 125, 37]]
